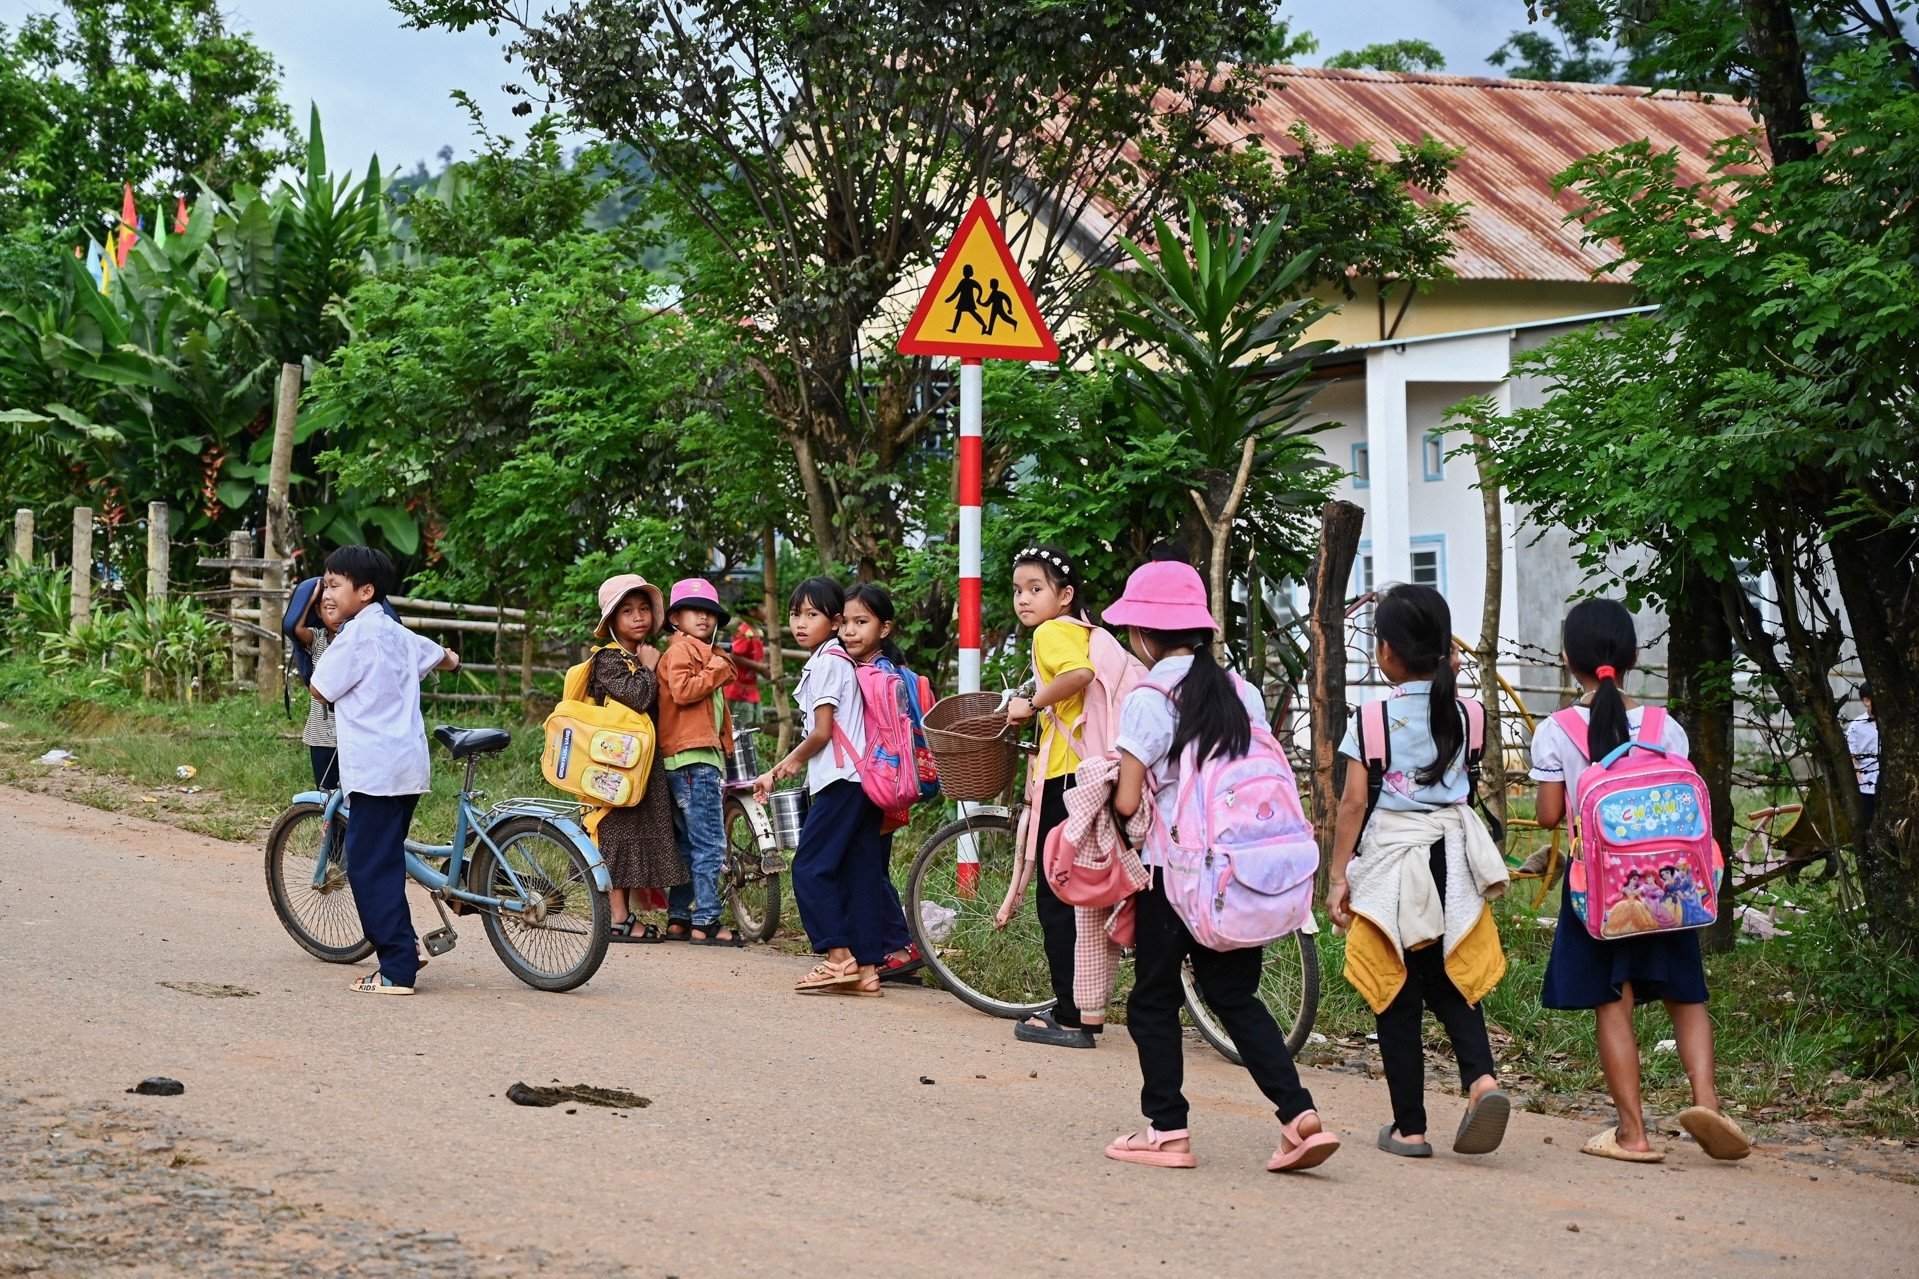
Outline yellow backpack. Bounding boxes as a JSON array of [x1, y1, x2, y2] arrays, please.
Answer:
[[542, 646, 657, 810]]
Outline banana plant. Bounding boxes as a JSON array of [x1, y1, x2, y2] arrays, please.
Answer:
[[1103, 203, 1340, 626]]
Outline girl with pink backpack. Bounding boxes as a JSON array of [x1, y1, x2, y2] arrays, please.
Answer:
[[1004, 545, 1142, 1050], [1529, 599, 1749, 1163], [1102, 557, 1340, 1173]]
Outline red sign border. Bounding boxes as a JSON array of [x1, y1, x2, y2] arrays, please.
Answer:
[[897, 197, 1059, 362]]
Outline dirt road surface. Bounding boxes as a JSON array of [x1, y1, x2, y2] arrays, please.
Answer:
[[3, 785, 1914, 1278]]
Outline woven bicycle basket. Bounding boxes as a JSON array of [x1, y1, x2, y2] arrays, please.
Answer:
[[923, 692, 1020, 801]]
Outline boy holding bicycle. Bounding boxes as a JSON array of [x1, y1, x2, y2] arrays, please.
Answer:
[[310, 546, 460, 995]]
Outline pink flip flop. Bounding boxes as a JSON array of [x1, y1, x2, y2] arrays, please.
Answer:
[[1105, 1126, 1196, 1168], [1267, 1111, 1340, 1172]]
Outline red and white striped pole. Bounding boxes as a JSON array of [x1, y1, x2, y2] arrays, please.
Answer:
[[957, 357, 984, 694], [956, 357, 984, 896]]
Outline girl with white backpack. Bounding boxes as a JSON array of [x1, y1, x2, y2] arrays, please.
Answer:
[[1103, 557, 1339, 1172], [1005, 544, 1143, 1049]]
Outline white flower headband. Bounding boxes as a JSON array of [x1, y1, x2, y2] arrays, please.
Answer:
[[1014, 546, 1072, 574]]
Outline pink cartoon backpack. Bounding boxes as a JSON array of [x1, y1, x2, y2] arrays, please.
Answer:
[[1552, 705, 1722, 940], [828, 651, 922, 824], [1148, 672, 1319, 951]]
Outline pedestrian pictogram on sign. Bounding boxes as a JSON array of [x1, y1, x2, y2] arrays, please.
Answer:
[[898, 197, 1058, 361]]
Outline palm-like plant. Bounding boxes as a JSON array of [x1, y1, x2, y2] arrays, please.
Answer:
[[1104, 204, 1337, 625]]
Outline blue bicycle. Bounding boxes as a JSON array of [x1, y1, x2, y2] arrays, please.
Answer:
[[264, 726, 612, 992]]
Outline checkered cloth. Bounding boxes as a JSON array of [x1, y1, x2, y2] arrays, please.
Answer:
[[1059, 753, 1152, 1018]]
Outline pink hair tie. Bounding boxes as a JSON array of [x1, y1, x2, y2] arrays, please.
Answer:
[[1595, 665, 1617, 681]]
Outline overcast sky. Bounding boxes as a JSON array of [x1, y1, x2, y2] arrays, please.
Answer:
[[0, 0, 1539, 180]]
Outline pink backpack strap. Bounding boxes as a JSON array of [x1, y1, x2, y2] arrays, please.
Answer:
[[1637, 705, 1668, 747], [1549, 706, 1590, 761], [1458, 698, 1485, 763], [824, 647, 858, 769], [1357, 700, 1390, 769]]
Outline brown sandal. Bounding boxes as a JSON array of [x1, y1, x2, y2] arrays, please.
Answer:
[[795, 959, 858, 991]]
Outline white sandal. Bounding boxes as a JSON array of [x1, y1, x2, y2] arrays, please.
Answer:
[[349, 973, 414, 996]]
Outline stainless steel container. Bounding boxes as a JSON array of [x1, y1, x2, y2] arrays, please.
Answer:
[[726, 727, 761, 785], [769, 787, 809, 850]]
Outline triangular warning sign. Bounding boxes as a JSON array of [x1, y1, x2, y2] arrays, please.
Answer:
[[898, 198, 1058, 361]]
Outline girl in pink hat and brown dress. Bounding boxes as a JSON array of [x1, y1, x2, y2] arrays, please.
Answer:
[[590, 574, 689, 942]]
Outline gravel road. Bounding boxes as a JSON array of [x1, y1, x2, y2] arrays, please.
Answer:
[[2, 785, 1914, 1278]]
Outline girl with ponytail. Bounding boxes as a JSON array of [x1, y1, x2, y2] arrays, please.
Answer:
[[1529, 598, 1748, 1163], [1100, 556, 1340, 1173], [1327, 582, 1512, 1159]]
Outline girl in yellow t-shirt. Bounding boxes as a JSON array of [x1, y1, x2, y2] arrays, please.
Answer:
[[1005, 544, 1101, 1049]]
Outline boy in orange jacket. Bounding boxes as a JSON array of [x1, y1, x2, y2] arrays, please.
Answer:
[[658, 578, 742, 944]]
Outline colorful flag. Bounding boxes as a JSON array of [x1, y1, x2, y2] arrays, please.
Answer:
[[84, 238, 102, 290], [116, 183, 137, 266], [173, 195, 188, 234]]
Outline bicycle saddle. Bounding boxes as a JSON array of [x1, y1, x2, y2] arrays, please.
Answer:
[[433, 725, 511, 758]]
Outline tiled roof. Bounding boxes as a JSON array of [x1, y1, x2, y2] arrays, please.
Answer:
[[1232, 67, 1764, 282]]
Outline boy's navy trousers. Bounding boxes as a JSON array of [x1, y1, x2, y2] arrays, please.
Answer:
[[790, 780, 890, 966], [345, 792, 421, 986]]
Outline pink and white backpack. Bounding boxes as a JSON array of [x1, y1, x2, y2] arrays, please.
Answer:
[[1552, 705, 1722, 940], [1148, 672, 1319, 951], [828, 650, 921, 824]]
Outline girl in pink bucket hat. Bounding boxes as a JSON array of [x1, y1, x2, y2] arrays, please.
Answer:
[[1099, 552, 1339, 1172]]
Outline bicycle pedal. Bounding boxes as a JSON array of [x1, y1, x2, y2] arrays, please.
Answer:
[[760, 851, 787, 875], [422, 927, 458, 956]]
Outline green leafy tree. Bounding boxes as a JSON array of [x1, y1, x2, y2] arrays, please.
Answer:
[[1481, 38, 1919, 943], [1324, 40, 1448, 72], [1104, 206, 1337, 626], [0, 0, 297, 232], [1490, 2, 1621, 81]]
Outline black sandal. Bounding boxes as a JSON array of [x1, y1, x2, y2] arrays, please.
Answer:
[[609, 912, 642, 943], [663, 920, 693, 942], [690, 923, 746, 947], [1013, 1010, 1096, 1049]]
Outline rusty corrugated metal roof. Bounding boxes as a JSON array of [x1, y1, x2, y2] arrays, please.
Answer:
[[1229, 67, 1763, 283]]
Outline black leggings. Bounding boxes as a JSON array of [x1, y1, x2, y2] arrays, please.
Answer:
[[1374, 837, 1499, 1138], [1129, 870, 1315, 1131], [1033, 775, 1081, 1027]]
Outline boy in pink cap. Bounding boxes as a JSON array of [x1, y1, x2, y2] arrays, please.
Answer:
[[656, 577, 742, 944]]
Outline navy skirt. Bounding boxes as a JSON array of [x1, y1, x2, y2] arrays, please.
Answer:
[[1540, 883, 1710, 1010]]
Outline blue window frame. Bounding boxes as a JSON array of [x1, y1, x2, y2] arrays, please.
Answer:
[[1410, 535, 1447, 596], [1422, 431, 1446, 481], [1351, 442, 1370, 488]]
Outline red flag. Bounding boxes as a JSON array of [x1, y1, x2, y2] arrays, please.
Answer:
[[173, 196, 188, 234], [116, 183, 137, 265]]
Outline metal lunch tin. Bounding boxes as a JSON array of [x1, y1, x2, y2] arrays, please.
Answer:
[[726, 727, 761, 785], [769, 787, 809, 850]]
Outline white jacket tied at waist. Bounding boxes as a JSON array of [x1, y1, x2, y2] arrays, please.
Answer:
[[1346, 805, 1509, 958]]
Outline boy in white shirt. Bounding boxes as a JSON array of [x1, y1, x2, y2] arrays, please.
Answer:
[[310, 547, 459, 995], [1846, 682, 1878, 827]]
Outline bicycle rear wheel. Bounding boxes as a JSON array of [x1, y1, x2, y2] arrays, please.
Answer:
[[1181, 930, 1321, 1062], [905, 811, 1053, 1019], [723, 796, 781, 942], [264, 802, 373, 964], [469, 816, 609, 992]]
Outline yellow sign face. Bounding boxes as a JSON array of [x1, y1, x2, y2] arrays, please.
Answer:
[[898, 198, 1058, 361]]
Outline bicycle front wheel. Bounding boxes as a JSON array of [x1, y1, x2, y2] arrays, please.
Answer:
[[723, 796, 781, 942], [906, 811, 1053, 1020], [1181, 930, 1322, 1062], [469, 816, 609, 992], [264, 801, 373, 964]]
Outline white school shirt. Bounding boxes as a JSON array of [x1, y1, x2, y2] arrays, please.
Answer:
[[310, 606, 447, 796], [1335, 680, 1472, 811], [793, 639, 865, 795], [1529, 704, 1691, 799], [1845, 715, 1878, 795], [1113, 654, 1268, 866]]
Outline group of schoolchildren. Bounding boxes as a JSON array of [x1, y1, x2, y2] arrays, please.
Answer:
[[297, 538, 1755, 1176]]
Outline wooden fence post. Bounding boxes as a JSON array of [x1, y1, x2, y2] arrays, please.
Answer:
[[11, 509, 30, 567], [258, 362, 301, 706], [146, 501, 170, 606], [763, 523, 790, 755], [70, 507, 92, 627], [520, 622, 535, 716], [1472, 432, 1506, 833], [228, 530, 255, 687], [1308, 500, 1365, 894]]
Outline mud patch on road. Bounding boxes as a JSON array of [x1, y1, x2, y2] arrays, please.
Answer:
[[0, 1094, 596, 1275]]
